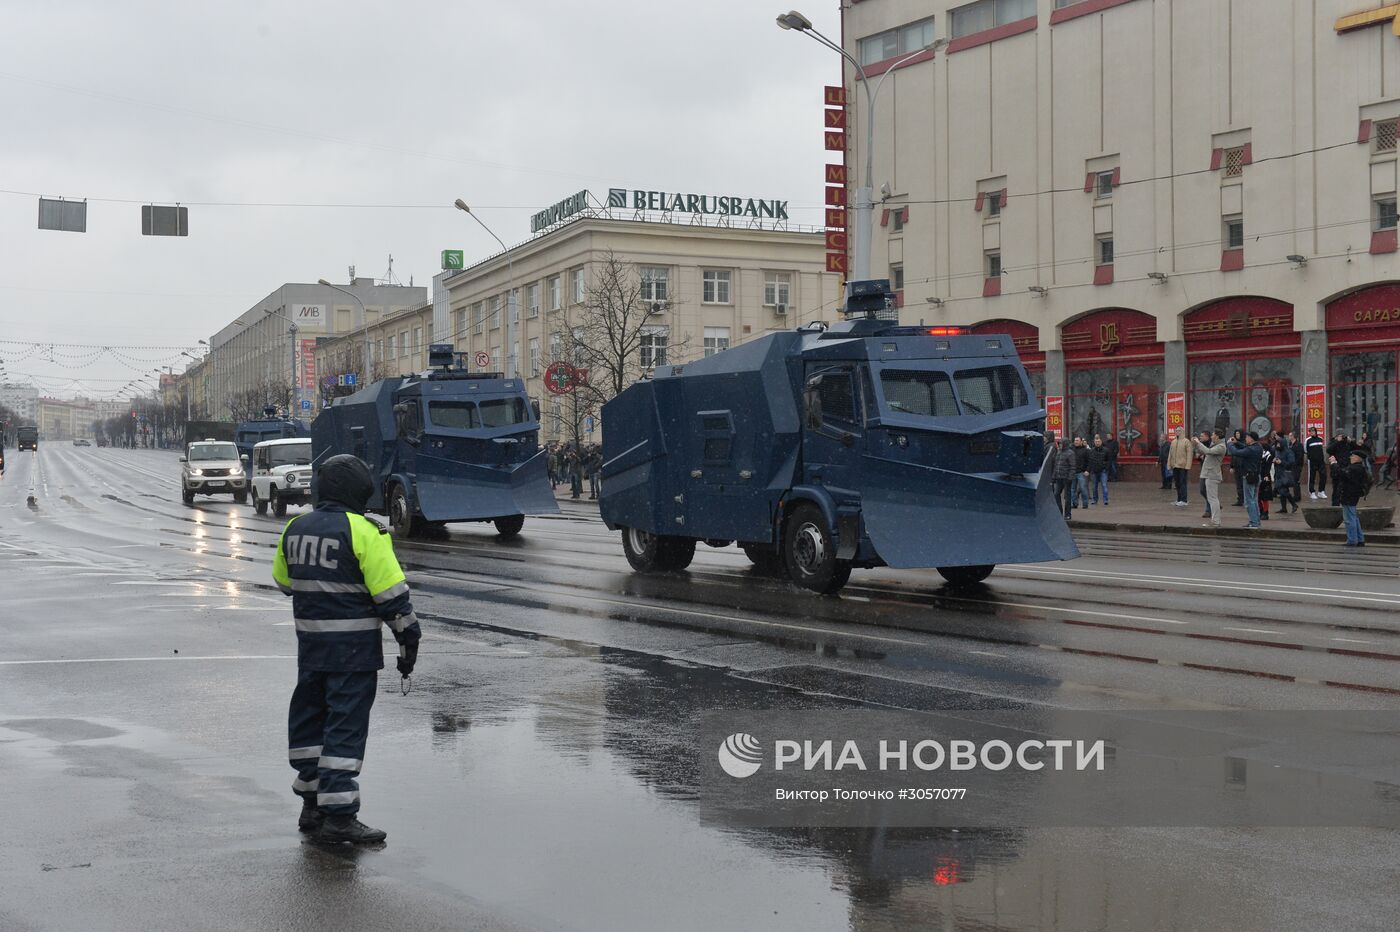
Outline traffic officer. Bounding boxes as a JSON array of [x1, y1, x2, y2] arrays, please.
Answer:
[[272, 453, 420, 844]]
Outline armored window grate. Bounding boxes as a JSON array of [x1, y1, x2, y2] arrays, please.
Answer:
[[818, 374, 858, 424], [1377, 120, 1398, 154]]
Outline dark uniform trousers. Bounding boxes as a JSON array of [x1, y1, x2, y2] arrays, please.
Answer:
[[274, 504, 420, 818]]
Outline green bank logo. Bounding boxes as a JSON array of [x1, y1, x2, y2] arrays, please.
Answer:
[[441, 249, 464, 270], [607, 188, 628, 209]]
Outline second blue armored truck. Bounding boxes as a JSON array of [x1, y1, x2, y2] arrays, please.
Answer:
[[311, 345, 558, 538], [598, 281, 1078, 593]]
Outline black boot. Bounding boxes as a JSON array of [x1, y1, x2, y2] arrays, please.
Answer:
[[298, 800, 324, 834], [316, 814, 387, 844]]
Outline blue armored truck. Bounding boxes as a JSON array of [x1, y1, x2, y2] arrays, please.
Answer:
[[599, 280, 1078, 593], [236, 410, 308, 475], [310, 345, 558, 538]]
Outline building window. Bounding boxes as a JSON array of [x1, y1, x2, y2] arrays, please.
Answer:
[[548, 275, 561, 310], [571, 268, 585, 304], [490, 345, 501, 371], [413, 326, 422, 354], [490, 296, 501, 330], [640, 266, 669, 302], [764, 271, 791, 307], [1376, 119, 1399, 155], [1377, 197, 1398, 231], [511, 342, 519, 375], [527, 282, 540, 318], [1096, 235, 1114, 266], [704, 326, 731, 357], [891, 208, 905, 231], [472, 302, 484, 335], [550, 331, 562, 360], [388, 335, 397, 359], [509, 289, 520, 324], [1224, 216, 1245, 249], [986, 192, 1002, 218], [858, 17, 935, 66], [703, 269, 732, 304], [1096, 171, 1115, 199], [1224, 146, 1247, 179], [986, 252, 1002, 278], [640, 326, 669, 369], [453, 308, 467, 342], [951, 0, 1034, 39], [529, 338, 540, 376], [400, 330, 410, 357], [890, 264, 904, 291]]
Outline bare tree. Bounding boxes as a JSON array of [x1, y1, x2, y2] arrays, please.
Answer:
[[228, 380, 292, 423]]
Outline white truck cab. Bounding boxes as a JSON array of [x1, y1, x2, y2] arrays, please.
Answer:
[[250, 437, 313, 517]]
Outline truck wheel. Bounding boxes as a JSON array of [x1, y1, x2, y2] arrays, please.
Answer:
[[252, 487, 268, 516], [234, 489, 248, 505], [622, 527, 663, 571], [494, 514, 525, 538], [657, 537, 696, 571], [937, 565, 995, 586], [181, 486, 194, 506], [388, 484, 424, 537], [783, 504, 850, 594], [272, 496, 287, 518], [741, 543, 784, 574]]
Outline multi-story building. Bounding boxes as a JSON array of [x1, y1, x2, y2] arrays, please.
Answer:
[[207, 280, 425, 419], [836, 0, 1400, 467], [416, 203, 835, 442], [36, 397, 98, 440], [314, 302, 435, 398], [0, 382, 39, 422]]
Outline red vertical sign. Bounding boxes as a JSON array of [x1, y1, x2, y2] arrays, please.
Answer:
[[1045, 396, 1064, 436], [1303, 384, 1327, 434], [1165, 392, 1186, 434], [824, 86, 848, 278]]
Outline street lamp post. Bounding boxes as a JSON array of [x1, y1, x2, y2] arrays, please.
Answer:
[[777, 10, 944, 282], [317, 279, 371, 384], [454, 198, 517, 379]]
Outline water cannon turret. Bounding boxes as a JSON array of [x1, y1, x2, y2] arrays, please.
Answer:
[[843, 279, 898, 322], [428, 342, 456, 370]]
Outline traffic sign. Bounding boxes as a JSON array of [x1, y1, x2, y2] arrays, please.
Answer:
[[345, 373, 357, 387], [543, 361, 578, 395], [301, 399, 312, 411], [473, 351, 490, 369]]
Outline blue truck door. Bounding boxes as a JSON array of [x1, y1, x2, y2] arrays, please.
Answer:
[[801, 364, 865, 504]]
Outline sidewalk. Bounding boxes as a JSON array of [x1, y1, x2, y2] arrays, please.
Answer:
[[552, 481, 1400, 544], [1065, 478, 1399, 544]]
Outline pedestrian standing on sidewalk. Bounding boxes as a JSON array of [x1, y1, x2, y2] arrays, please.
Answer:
[[1088, 435, 1109, 505], [1332, 448, 1370, 547], [1229, 429, 1246, 505], [1104, 432, 1120, 482], [1274, 435, 1299, 514], [1384, 435, 1399, 489], [1228, 431, 1264, 528], [1305, 427, 1328, 499], [1157, 435, 1172, 489], [1071, 436, 1091, 509], [1358, 431, 1377, 482], [566, 447, 583, 499], [1258, 439, 1275, 521], [586, 445, 602, 500], [1168, 428, 1193, 506], [1194, 430, 1225, 527], [1048, 433, 1075, 520]]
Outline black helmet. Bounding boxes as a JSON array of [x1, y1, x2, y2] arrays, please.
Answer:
[[316, 454, 373, 511]]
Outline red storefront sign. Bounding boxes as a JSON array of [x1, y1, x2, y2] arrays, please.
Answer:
[[1304, 384, 1327, 434], [825, 131, 846, 151], [1061, 308, 1162, 361], [824, 85, 846, 106], [970, 318, 1044, 367], [299, 338, 317, 385], [1165, 392, 1186, 433], [824, 108, 846, 128], [826, 164, 847, 184], [825, 208, 846, 229], [1183, 297, 1297, 354], [825, 186, 847, 207], [1045, 396, 1064, 435], [1325, 283, 1400, 342], [825, 230, 847, 252], [826, 253, 848, 274]]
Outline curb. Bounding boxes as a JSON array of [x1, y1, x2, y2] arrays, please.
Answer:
[[1069, 519, 1399, 545]]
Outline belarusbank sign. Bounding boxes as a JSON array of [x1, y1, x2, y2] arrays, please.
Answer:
[[531, 187, 790, 234]]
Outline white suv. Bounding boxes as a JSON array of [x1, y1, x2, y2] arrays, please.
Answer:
[[181, 440, 248, 505], [250, 438, 313, 517]]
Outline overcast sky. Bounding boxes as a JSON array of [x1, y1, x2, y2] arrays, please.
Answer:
[[0, 0, 841, 399]]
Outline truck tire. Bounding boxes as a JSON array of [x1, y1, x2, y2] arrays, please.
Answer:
[[272, 496, 287, 518], [621, 528, 695, 572], [782, 504, 851, 594], [388, 484, 425, 537], [252, 487, 268, 516], [741, 543, 784, 574], [937, 565, 995, 586], [181, 485, 194, 506], [493, 514, 525, 538]]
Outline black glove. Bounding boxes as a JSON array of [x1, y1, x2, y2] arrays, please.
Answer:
[[396, 641, 418, 678]]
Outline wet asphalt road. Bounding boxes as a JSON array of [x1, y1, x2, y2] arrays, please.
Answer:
[[2, 445, 1398, 931]]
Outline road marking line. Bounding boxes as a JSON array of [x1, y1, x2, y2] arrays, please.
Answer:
[[1330, 637, 1376, 645], [1011, 564, 1400, 603], [0, 655, 296, 666], [1224, 627, 1282, 635]]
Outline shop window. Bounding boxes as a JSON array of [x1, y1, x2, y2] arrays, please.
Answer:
[[1332, 352, 1398, 459], [1376, 197, 1398, 231], [1067, 365, 1165, 457], [1189, 358, 1300, 439]]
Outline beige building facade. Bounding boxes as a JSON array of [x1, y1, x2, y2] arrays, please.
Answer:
[[838, 0, 1400, 461], [314, 302, 436, 402]]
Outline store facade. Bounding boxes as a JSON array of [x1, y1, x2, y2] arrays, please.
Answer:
[[1183, 298, 1301, 441], [1060, 309, 1163, 461], [970, 318, 1044, 401], [1325, 284, 1400, 457]]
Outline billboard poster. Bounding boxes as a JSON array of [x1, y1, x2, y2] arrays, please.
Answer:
[[1045, 396, 1064, 437], [1165, 392, 1186, 435], [1304, 384, 1327, 435], [299, 338, 317, 387]]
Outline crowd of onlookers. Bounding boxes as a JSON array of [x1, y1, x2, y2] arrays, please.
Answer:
[[1045, 426, 1392, 546], [546, 442, 602, 500]]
